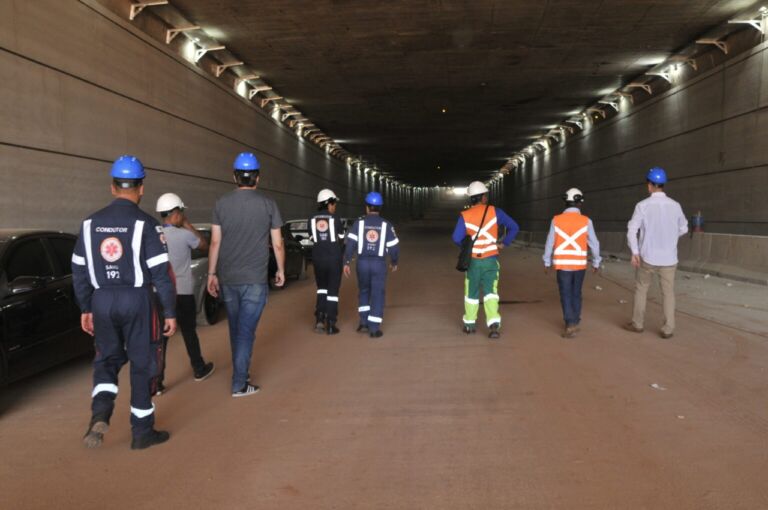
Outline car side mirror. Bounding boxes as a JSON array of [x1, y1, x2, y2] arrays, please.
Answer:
[[9, 276, 45, 294]]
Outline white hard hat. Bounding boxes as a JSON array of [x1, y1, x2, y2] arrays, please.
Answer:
[[317, 189, 338, 203], [156, 192, 185, 213], [563, 188, 584, 203], [467, 181, 489, 197]]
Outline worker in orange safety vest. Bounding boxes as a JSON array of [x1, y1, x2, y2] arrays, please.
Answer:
[[542, 188, 602, 338]]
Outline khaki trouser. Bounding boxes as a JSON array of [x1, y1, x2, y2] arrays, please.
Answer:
[[631, 262, 677, 335]]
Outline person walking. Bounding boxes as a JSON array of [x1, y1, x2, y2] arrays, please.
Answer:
[[310, 189, 345, 334], [625, 167, 688, 339], [451, 181, 519, 339], [206, 152, 285, 397], [73, 155, 177, 450], [343, 192, 399, 339], [153, 193, 215, 395], [542, 188, 602, 338]]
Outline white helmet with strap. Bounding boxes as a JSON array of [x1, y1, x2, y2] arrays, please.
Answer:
[[317, 189, 338, 203], [467, 181, 489, 197], [156, 192, 185, 213], [563, 188, 584, 203]]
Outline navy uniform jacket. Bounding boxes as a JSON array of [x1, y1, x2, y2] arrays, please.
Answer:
[[343, 215, 400, 265], [71, 198, 176, 318], [309, 210, 344, 259]]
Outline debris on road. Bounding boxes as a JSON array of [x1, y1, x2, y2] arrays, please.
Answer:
[[704, 274, 711, 279], [595, 285, 603, 291], [618, 299, 628, 304], [650, 383, 667, 391], [726, 282, 733, 287], [677, 415, 685, 420]]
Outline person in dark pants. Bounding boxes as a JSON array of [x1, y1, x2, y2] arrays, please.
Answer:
[[72, 155, 177, 450], [153, 193, 215, 395], [343, 192, 399, 339], [543, 188, 602, 338], [207, 152, 285, 397], [310, 189, 345, 334]]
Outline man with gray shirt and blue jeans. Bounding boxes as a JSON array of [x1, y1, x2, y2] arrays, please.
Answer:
[[625, 167, 688, 339], [207, 152, 285, 397]]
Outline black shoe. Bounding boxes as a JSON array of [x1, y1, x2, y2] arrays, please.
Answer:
[[488, 324, 501, 340], [232, 383, 260, 398], [369, 330, 383, 339], [131, 429, 170, 450], [462, 325, 476, 334], [194, 362, 215, 382], [314, 321, 326, 334], [326, 323, 340, 335], [356, 324, 369, 333], [154, 382, 166, 396], [83, 418, 109, 449]]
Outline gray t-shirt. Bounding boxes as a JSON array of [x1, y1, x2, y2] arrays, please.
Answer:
[[162, 225, 201, 295], [212, 189, 283, 285]]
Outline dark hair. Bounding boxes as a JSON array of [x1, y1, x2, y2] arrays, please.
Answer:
[[235, 171, 258, 187], [318, 199, 337, 211], [647, 180, 664, 189], [113, 178, 143, 189], [367, 205, 381, 213], [565, 201, 581, 208], [160, 207, 181, 218], [469, 194, 485, 205]]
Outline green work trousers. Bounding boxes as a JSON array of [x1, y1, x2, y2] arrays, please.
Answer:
[[463, 257, 501, 328]]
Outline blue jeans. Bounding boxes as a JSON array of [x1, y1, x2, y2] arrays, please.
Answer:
[[221, 284, 268, 392], [556, 270, 586, 327]]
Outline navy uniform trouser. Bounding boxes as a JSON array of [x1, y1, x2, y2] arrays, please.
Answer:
[[314, 256, 343, 324], [356, 257, 387, 332], [90, 287, 162, 438]]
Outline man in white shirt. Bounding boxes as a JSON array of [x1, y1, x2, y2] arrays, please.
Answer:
[[625, 167, 688, 339]]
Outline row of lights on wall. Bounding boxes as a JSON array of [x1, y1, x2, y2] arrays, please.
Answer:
[[127, 0, 417, 192], [494, 5, 768, 185]]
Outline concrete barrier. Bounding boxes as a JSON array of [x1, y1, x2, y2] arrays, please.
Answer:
[[515, 230, 768, 285]]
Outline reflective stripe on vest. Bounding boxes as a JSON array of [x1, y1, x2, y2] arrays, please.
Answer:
[[462, 205, 498, 258], [552, 213, 589, 270]]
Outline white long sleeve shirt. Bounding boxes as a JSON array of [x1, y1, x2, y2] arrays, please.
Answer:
[[627, 192, 688, 266]]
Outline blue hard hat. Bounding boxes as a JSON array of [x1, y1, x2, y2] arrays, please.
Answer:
[[646, 167, 667, 185], [110, 155, 145, 180], [365, 192, 383, 206], [233, 152, 260, 171]]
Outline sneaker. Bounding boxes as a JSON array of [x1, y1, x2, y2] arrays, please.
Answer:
[[488, 324, 501, 340], [326, 324, 340, 335], [314, 321, 326, 334], [369, 330, 383, 339], [83, 419, 109, 449], [154, 382, 166, 396], [356, 324, 369, 333], [462, 325, 476, 334], [660, 331, 674, 339], [194, 362, 215, 382], [624, 322, 644, 333], [130, 429, 170, 450], [562, 326, 577, 339], [232, 383, 261, 398]]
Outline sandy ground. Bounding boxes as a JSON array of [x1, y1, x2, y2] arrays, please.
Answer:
[[2, 206, 768, 510]]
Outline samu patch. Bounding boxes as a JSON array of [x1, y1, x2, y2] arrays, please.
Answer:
[[100, 237, 123, 262]]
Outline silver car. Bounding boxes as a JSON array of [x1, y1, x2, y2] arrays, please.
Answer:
[[190, 225, 221, 326]]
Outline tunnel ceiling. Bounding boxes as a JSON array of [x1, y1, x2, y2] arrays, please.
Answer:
[[172, 0, 757, 185]]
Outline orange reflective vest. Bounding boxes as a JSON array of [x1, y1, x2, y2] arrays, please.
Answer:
[[462, 204, 498, 259], [552, 212, 589, 270]]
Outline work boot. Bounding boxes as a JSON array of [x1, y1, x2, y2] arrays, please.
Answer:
[[326, 322, 340, 335], [462, 325, 476, 334], [83, 417, 109, 449], [369, 330, 383, 339], [130, 429, 170, 450], [488, 324, 501, 340], [562, 326, 577, 339], [623, 322, 644, 333], [194, 362, 215, 382], [356, 324, 369, 334]]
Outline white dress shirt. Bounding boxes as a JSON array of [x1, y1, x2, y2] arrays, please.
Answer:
[[627, 192, 688, 266]]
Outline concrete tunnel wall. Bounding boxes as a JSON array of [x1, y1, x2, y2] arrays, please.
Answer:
[[0, 0, 424, 234], [500, 40, 768, 238]]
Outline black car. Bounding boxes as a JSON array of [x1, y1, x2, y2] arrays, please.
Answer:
[[0, 230, 92, 385], [268, 224, 307, 288]]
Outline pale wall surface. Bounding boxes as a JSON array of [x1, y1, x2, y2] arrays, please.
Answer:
[[0, 0, 419, 234]]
